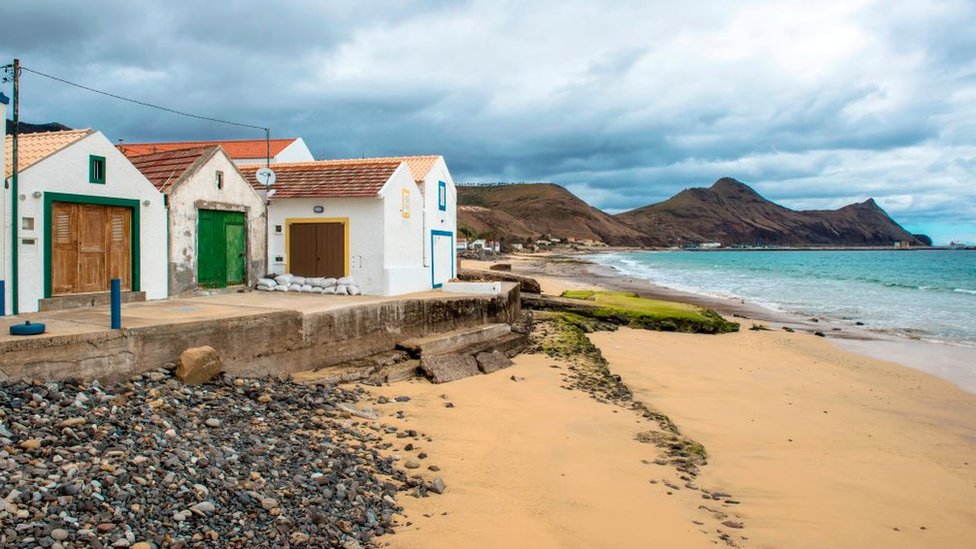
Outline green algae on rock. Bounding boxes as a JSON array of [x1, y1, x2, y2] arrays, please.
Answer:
[[549, 290, 739, 334]]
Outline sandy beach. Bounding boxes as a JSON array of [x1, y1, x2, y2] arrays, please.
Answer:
[[364, 255, 976, 548]]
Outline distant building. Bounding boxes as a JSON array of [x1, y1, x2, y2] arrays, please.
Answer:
[[119, 138, 314, 166], [894, 240, 911, 249], [699, 242, 722, 249], [457, 239, 469, 251]]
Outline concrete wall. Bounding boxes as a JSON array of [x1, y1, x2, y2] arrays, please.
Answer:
[[0, 283, 521, 383], [10, 131, 168, 313], [382, 163, 428, 295], [167, 150, 267, 294], [420, 157, 458, 285]]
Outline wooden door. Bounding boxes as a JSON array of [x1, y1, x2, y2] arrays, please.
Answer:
[[197, 210, 223, 288], [316, 223, 345, 278], [288, 222, 344, 277], [51, 202, 131, 295]]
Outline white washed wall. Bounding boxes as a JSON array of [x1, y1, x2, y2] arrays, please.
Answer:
[[381, 164, 427, 295], [267, 196, 387, 295], [420, 157, 458, 285], [166, 151, 267, 294], [13, 132, 167, 312]]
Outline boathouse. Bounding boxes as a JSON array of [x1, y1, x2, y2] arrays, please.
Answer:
[[2, 129, 168, 314], [126, 146, 267, 294]]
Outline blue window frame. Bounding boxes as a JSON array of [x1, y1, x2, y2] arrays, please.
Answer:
[[438, 180, 447, 211]]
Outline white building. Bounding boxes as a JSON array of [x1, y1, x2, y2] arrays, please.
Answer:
[[126, 146, 266, 295], [119, 138, 314, 166], [310, 156, 457, 288], [3, 129, 168, 314], [242, 158, 430, 296]]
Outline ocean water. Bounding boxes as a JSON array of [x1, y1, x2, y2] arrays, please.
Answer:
[[591, 250, 976, 346]]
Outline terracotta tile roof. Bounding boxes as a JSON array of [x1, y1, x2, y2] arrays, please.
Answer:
[[317, 155, 440, 183], [126, 146, 218, 191], [239, 159, 402, 199], [5, 129, 94, 179], [118, 138, 299, 160]]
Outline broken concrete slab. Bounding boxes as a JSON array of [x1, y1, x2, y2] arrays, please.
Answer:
[[398, 323, 512, 357], [476, 350, 513, 374], [421, 354, 480, 384], [176, 346, 223, 385]]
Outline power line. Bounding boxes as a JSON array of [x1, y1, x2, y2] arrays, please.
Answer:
[[17, 65, 268, 132]]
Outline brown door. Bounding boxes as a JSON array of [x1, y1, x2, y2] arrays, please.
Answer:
[[288, 222, 344, 277], [51, 202, 131, 295]]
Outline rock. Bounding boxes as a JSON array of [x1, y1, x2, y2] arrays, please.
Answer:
[[19, 438, 41, 450], [428, 478, 447, 494], [814, 331, 826, 337], [420, 354, 480, 384], [60, 417, 86, 427], [175, 346, 223, 385], [394, 396, 411, 402], [721, 520, 744, 529], [404, 460, 420, 469], [260, 497, 279, 510], [782, 326, 795, 333], [205, 418, 222, 427], [257, 394, 272, 403], [191, 501, 216, 515], [475, 350, 513, 374], [489, 263, 512, 271], [131, 544, 152, 549], [51, 529, 70, 541]]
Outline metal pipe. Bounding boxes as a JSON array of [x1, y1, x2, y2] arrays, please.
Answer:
[[110, 278, 121, 329]]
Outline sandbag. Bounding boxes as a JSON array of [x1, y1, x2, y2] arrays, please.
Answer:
[[335, 284, 349, 295], [275, 274, 294, 286], [300, 284, 316, 293], [323, 278, 338, 287], [307, 277, 326, 288], [289, 283, 303, 291], [292, 276, 307, 285], [257, 278, 277, 287], [256, 284, 275, 292], [337, 276, 354, 285], [347, 284, 362, 296], [321, 286, 337, 295], [273, 285, 289, 292]]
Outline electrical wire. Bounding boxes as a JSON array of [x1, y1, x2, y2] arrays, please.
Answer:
[[19, 65, 268, 132]]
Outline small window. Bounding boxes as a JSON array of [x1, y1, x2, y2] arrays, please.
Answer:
[[216, 170, 224, 190], [438, 180, 447, 211], [89, 155, 106, 184], [22, 217, 34, 231], [275, 225, 282, 234], [401, 188, 411, 218]]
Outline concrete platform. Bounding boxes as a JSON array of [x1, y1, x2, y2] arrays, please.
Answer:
[[397, 323, 513, 357], [0, 284, 520, 383]]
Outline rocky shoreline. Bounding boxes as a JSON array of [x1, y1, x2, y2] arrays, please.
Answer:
[[0, 369, 435, 548]]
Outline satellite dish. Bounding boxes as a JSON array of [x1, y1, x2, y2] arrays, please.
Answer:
[[255, 167, 276, 186]]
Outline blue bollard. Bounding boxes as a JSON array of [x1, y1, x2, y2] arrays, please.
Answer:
[[0, 279, 5, 317], [111, 278, 121, 329]]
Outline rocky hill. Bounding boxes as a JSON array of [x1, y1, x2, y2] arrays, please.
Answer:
[[617, 178, 927, 247], [458, 179, 927, 248], [6, 120, 72, 134], [457, 183, 648, 246]]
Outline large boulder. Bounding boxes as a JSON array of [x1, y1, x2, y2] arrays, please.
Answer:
[[476, 350, 513, 374], [420, 354, 480, 384], [176, 346, 223, 385]]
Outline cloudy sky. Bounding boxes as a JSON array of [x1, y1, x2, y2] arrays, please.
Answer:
[[2, 0, 975, 243]]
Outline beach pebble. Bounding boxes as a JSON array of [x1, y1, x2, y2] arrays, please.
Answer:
[[721, 520, 744, 529]]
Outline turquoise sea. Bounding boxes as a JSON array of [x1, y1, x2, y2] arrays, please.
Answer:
[[591, 250, 976, 346]]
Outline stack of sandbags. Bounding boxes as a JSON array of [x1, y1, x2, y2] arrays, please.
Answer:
[[254, 274, 364, 295]]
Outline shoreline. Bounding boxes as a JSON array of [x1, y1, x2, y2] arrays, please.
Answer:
[[487, 252, 976, 394]]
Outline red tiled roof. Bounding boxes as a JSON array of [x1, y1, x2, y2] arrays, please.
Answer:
[[5, 129, 94, 179], [239, 159, 402, 199], [317, 155, 440, 182], [126, 146, 218, 191], [119, 138, 298, 159]]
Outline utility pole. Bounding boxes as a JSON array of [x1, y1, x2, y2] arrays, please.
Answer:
[[10, 58, 18, 314]]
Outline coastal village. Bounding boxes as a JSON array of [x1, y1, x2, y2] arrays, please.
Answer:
[[2, 49, 976, 549]]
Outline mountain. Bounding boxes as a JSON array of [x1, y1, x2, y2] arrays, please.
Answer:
[[616, 177, 927, 247], [457, 183, 649, 246], [6, 120, 73, 134]]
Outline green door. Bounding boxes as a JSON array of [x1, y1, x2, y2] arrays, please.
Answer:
[[198, 210, 246, 288], [224, 221, 246, 285]]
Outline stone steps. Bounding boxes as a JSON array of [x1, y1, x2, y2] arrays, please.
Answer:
[[396, 323, 512, 357]]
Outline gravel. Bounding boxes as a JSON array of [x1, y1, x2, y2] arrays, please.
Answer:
[[0, 370, 420, 548]]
